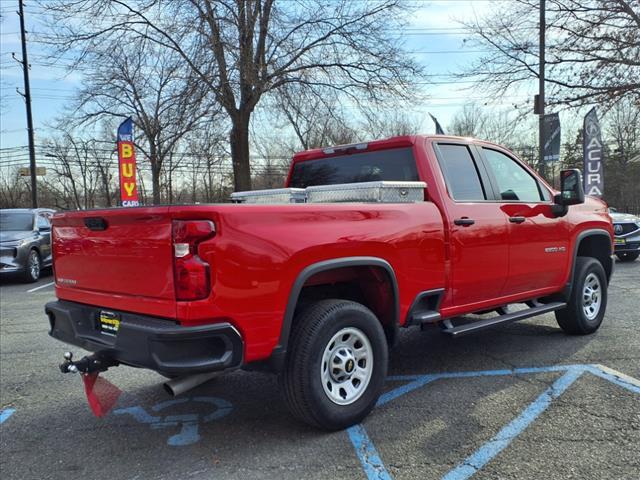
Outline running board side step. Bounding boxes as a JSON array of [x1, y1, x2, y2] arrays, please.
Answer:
[[442, 302, 566, 337], [406, 288, 445, 326], [411, 311, 441, 324]]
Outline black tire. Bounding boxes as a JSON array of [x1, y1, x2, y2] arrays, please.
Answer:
[[555, 257, 607, 335], [21, 249, 41, 283], [616, 252, 639, 262], [280, 299, 388, 430]]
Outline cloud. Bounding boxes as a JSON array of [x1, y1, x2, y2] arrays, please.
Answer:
[[409, 0, 498, 30]]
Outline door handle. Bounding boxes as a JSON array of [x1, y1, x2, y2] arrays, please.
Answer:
[[454, 217, 475, 226], [509, 216, 526, 224]]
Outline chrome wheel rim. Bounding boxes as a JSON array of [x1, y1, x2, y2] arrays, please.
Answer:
[[321, 327, 373, 406], [29, 252, 40, 280], [582, 273, 601, 320]]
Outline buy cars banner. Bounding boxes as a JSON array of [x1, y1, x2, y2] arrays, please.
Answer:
[[117, 117, 140, 207], [583, 108, 604, 197]]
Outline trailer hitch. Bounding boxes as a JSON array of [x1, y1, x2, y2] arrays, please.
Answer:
[[59, 351, 122, 417], [60, 351, 119, 374]]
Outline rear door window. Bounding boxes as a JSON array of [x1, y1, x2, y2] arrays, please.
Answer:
[[435, 144, 486, 201], [289, 148, 419, 188]]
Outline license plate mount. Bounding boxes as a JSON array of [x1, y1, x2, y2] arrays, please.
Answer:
[[98, 311, 120, 336]]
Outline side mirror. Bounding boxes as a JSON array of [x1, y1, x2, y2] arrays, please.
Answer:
[[555, 169, 585, 206], [39, 226, 51, 232]]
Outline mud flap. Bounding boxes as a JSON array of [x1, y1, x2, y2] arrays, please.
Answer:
[[81, 373, 122, 417]]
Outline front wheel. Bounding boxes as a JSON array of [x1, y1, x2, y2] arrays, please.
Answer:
[[280, 299, 388, 430], [616, 252, 639, 262], [555, 257, 607, 335], [22, 250, 41, 283]]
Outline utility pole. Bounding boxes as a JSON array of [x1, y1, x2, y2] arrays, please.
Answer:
[[17, 0, 38, 208], [537, 0, 546, 179]]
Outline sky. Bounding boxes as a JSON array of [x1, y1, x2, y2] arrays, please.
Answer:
[[0, 0, 531, 161]]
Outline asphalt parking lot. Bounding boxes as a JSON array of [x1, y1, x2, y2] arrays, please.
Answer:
[[1, 262, 639, 480]]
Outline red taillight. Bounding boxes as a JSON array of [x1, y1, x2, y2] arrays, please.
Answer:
[[172, 220, 215, 301]]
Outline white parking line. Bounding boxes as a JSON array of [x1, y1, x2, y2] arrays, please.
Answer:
[[27, 281, 55, 293]]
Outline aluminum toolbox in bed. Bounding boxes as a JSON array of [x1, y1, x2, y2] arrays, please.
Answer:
[[305, 181, 426, 203], [230, 188, 306, 204]]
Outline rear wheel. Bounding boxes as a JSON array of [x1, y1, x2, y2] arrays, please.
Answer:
[[555, 257, 607, 335], [22, 250, 41, 283], [616, 252, 639, 262], [280, 299, 388, 430]]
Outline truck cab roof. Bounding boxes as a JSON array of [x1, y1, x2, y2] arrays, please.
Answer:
[[291, 134, 505, 163]]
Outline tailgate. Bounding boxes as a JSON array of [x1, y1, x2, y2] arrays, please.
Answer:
[[52, 207, 175, 303]]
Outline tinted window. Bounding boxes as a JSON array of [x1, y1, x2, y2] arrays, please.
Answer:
[[483, 149, 543, 202], [436, 144, 486, 201], [0, 212, 34, 231], [289, 148, 418, 188]]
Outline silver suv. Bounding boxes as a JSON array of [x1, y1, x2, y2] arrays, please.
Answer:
[[609, 208, 640, 262], [0, 208, 55, 282]]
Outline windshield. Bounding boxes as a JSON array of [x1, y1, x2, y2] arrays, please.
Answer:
[[289, 147, 419, 188], [0, 212, 34, 231]]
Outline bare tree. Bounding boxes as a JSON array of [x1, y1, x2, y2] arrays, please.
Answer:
[[64, 37, 214, 204], [603, 100, 640, 213], [459, 0, 640, 109], [251, 128, 294, 190], [95, 152, 116, 207], [606, 99, 640, 164], [271, 86, 357, 151], [0, 169, 30, 208], [449, 103, 485, 138], [183, 125, 229, 202], [360, 107, 422, 139], [40, 134, 109, 209], [449, 103, 523, 146], [42, 0, 422, 191]]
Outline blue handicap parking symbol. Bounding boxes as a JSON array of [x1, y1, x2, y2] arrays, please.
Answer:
[[114, 396, 232, 446], [347, 364, 640, 480], [0, 408, 16, 425]]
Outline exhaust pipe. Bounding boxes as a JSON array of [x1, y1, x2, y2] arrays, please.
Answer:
[[163, 371, 220, 397]]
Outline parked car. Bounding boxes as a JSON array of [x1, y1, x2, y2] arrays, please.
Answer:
[[0, 208, 55, 282], [609, 208, 640, 262], [46, 135, 613, 430]]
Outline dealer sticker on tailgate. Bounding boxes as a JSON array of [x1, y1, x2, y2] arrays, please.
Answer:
[[99, 311, 120, 335]]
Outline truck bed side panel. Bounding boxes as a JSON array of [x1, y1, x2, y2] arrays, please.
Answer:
[[170, 203, 446, 362]]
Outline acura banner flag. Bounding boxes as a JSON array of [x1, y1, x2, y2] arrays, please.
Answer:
[[583, 108, 604, 197], [543, 112, 561, 162], [117, 117, 140, 207]]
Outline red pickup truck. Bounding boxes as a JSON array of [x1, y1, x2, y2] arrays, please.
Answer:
[[46, 135, 614, 430]]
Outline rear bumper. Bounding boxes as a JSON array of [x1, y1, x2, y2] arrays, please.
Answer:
[[46, 300, 243, 376]]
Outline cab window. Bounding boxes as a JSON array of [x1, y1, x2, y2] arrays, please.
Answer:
[[482, 148, 544, 202], [435, 144, 486, 201], [289, 148, 419, 188]]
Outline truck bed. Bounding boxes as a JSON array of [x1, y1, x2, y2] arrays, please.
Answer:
[[52, 202, 446, 362]]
